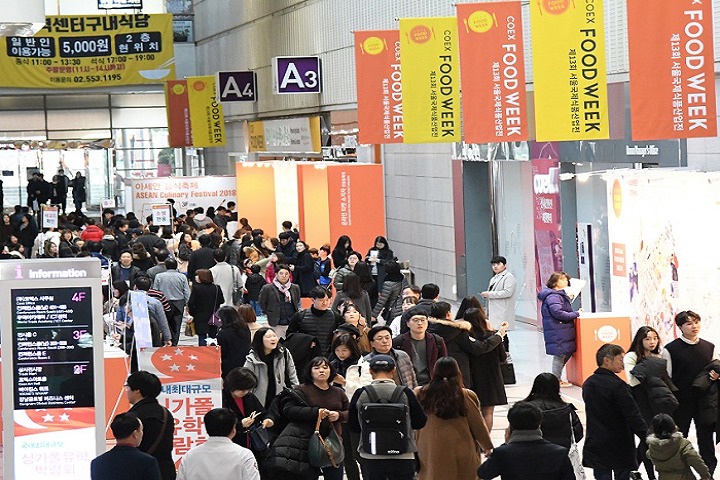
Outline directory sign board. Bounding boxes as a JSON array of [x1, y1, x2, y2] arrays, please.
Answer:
[[0, 258, 104, 480]]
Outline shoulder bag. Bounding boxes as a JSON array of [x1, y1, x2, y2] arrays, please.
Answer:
[[568, 412, 586, 479], [308, 410, 345, 468], [231, 265, 244, 305], [247, 422, 271, 452], [208, 286, 222, 327]]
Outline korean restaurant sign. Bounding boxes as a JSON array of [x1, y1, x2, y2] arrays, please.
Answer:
[[0, 14, 175, 88]]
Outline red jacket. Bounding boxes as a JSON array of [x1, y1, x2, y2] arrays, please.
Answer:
[[81, 225, 104, 242]]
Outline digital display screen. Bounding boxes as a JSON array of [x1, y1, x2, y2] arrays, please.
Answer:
[[12, 288, 94, 409]]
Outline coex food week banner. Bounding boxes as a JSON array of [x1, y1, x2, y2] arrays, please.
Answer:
[[0, 14, 174, 88], [628, 0, 717, 140], [186, 76, 225, 148], [400, 17, 461, 143], [165, 79, 192, 147], [530, 0, 609, 141], [354, 30, 404, 144], [457, 2, 528, 143]]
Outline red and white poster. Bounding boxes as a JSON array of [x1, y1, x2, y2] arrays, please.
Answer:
[[139, 346, 222, 466], [130, 175, 237, 219], [165, 80, 192, 147], [628, 0, 717, 140], [457, 2, 528, 142], [354, 30, 403, 144], [532, 158, 564, 293]]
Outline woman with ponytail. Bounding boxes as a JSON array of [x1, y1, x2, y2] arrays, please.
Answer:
[[413, 357, 493, 480]]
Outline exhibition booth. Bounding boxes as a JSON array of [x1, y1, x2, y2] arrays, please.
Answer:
[[235, 161, 386, 253]]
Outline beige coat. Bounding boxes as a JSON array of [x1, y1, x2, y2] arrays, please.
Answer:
[[414, 388, 493, 480]]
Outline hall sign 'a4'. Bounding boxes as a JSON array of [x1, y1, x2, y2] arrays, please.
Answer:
[[216, 71, 257, 102], [272, 56, 322, 94]]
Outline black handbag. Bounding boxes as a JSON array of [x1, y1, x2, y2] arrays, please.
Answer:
[[247, 423, 271, 452], [501, 353, 517, 385], [308, 411, 345, 468]]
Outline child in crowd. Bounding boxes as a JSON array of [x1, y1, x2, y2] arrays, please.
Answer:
[[646, 413, 712, 480]]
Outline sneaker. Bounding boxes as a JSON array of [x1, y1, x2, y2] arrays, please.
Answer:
[[559, 381, 573, 387]]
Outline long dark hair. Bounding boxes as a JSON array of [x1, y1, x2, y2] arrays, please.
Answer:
[[342, 273, 363, 299], [251, 327, 278, 356], [217, 305, 249, 337], [628, 326, 661, 362], [417, 357, 466, 419], [463, 307, 491, 338], [455, 296, 482, 320], [522, 373, 563, 403], [333, 235, 352, 253], [331, 333, 362, 363], [353, 261, 373, 284]]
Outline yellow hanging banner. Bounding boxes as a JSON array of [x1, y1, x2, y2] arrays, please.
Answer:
[[530, 0, 610, 141], [0, 14, 175, 88], [186, 76, 226, 147], [400, 17, 461, 143]]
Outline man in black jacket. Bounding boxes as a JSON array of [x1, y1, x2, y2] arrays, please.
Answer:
[[582, 344, 647, 480], [188, 234, 216, 281], [287, 286, 341, 355], [126, 371, 176, 480], [477, 402, 574, 480]]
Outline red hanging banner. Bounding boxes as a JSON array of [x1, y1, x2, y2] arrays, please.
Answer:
[[354, 30, 403, 144], [628, 0, 717, 140], [457, 2, 528, 142]]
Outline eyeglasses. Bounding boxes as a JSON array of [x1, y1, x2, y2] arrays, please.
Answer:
[[409, 317, 427, 323]]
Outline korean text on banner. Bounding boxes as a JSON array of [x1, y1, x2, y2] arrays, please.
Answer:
[[457, 2, 528, 143], [354, 30, 403, 144], [138, 347, 222, 466], [0, 14, 175, 88], [166, 79, 192, 147], [628, 0, 717, 140], [530, 0, 609, 141], [186, 75, 226, 147], [400, 17, 461, 143]]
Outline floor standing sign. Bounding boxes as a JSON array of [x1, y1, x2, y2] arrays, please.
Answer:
[[0, 258, 105, 480]]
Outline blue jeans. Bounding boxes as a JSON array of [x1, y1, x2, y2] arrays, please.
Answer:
[[249, 300, 262, 316], [593, 469, 631, 480]]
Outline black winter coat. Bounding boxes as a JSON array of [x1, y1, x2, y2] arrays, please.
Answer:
[[691, 359, 720, 427], [287, 307, 341, 356], [525, 398, 583, 448], [264, 388, 322, 477], [128, 398, 176, 480], [630, 356, 679, 416], [427, 318, 502, 389], [582, 368, 647, 470], [222, 388, 271, 450]]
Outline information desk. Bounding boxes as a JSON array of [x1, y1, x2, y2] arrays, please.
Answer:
[[566, 313, 632, 386], [0, 345, 131, 443]]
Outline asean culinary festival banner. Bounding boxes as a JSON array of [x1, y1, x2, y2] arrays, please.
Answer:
[[530, 0, 609, 141], [186, 75, 226, 148], [457, 2, 528, 143], [354, 30, 404, 144], [0, 14, 174, 88], [400, 17, 461, 143], [628, 0, 717, 140]]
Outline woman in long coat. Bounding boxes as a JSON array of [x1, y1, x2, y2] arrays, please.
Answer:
[[414, 357, 493, 480]]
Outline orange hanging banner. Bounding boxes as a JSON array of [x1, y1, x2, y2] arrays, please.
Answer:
[[165, 79, 192, 147], [457, 2, 528, 142], [354, 30, 403, 144], [628, 0, 717, 140]]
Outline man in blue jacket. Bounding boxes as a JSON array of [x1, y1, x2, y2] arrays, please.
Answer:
[[91, 412, 162, 480]]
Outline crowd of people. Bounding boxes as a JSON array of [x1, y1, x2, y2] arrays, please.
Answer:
[[5, 199, 716, 480]]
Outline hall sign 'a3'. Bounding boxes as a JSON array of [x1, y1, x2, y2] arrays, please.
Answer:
[[272, 56, 322, 94]]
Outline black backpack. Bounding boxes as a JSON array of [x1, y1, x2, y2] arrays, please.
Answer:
[[360, 384, 408, 455]]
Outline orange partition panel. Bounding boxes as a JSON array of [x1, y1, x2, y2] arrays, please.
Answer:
[[297, 164, 331, 249], [327, 164, 386, 254], [235, 163, 278, 237], [566, 313, 632, 386]]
